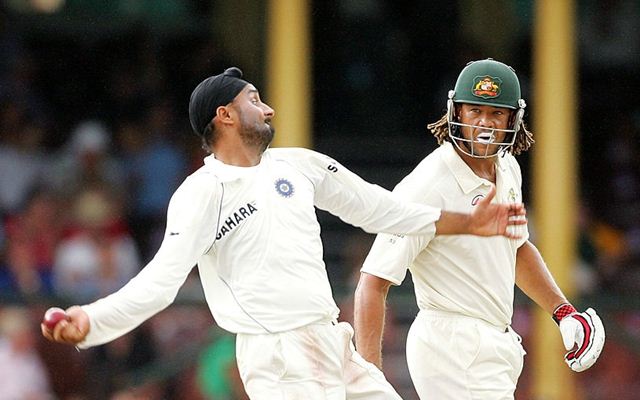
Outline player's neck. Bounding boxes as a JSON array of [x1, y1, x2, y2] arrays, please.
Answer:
[[458, 151, 497, 183], [213, 138, 263, 167]]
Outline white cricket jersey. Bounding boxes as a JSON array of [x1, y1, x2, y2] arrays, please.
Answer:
[[361, 142, 529, 328], [79, 147, 441, 347]]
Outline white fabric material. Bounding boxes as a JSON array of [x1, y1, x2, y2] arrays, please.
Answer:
[[406, 310, 525, 400], [79, 148, 441, 347], [559, 308, 605, 372], [362, 142, 528, 328], [236, 321, 401, 400]]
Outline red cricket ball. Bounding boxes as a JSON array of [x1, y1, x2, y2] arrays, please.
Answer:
[[42, 307, 68, 330]]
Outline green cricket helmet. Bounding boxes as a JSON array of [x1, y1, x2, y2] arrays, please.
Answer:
[[446, 58, 527, 158]]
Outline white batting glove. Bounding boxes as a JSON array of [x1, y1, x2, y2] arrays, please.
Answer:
[[553, 303, 605, 372]]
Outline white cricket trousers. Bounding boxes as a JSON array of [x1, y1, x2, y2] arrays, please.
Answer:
[[406, 309, 526, 400], [236, 321, 402, 400]]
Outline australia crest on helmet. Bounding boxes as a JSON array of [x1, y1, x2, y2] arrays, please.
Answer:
[[472, 76, 502, 99]]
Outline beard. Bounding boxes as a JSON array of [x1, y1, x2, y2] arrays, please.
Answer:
[[239, 121, 275, 153]]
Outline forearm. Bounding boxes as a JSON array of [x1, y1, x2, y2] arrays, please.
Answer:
[[80, 241, 198, 348], [354, 273, 391, 369], [79, 270, 176, 348], [515, 241, 568, 314], [435, 211, 471, 235]]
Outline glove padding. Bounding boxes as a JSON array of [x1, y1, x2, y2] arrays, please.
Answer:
[[558, 307, 605, 372]]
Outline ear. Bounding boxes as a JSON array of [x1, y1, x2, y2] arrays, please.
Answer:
[[215, 105, 235, 126]]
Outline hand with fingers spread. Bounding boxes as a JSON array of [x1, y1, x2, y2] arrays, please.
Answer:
[[468, 184, 527, 238], [41, 306, 90, 346], [434, 184, 527, 238]]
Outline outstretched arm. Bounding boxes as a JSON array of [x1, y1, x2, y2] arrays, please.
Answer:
[[310, 151, 525, 239], [354, 272, 393, 369], [436, 184, 527, 238], [41, 177, 220, 349]]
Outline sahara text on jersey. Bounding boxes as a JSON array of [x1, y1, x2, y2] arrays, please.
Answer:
[[216, 201, 258, 240]]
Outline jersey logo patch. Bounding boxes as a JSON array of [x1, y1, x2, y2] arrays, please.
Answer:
[[274, 178, 295, 198], [471, 194, 484, 206], [472, 75, 502, 99]]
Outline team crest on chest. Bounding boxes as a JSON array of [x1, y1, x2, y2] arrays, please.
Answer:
[[471, 194, 484, 206], [508, 188, 517, 202], [274, 178, 295, 198]]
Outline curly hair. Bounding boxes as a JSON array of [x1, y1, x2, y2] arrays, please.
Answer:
[[427, 108, 535, 155]]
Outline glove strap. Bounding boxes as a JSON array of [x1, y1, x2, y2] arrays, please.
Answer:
[[552, 303, 577, 325]]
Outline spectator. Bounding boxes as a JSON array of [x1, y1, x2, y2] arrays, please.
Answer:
[[0, 101, 48, 216], [47, 119, 126, 197], [0, 305, 53, 399], [53, 187, 140, 303], [117, 100, 187, 260], [1, 189, 61, 297]]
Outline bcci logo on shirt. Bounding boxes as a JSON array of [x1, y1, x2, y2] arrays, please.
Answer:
[[274, 178, 295, 198]]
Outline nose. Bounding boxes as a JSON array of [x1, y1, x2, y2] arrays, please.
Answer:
[[476, 113, 494, 128], [263, 103, 275, 118]]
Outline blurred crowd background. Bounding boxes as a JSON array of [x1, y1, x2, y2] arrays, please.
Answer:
[[0, 1, 639, 399]]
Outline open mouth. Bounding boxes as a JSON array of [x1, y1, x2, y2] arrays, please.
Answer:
[[476, 131, 495, 144]]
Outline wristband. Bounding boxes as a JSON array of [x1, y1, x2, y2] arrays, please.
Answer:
[[552, 303, 577, 324]]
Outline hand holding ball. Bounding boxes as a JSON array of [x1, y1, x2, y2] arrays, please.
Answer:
[[42, 307, 69, 330], [41, 305, 90, 345]]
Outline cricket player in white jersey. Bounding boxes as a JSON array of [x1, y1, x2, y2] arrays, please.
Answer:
[[42, 67, 528, 399], [354, 59, 606, 399]]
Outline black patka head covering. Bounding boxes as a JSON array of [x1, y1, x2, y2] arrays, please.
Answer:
[[188, 67, 249, 137]]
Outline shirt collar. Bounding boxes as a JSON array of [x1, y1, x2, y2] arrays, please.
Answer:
[[203, 153, 264, 182], [441, 142, 505, 194]]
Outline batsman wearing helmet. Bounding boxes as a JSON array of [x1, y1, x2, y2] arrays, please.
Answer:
[[354, 59, 605, 399]]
